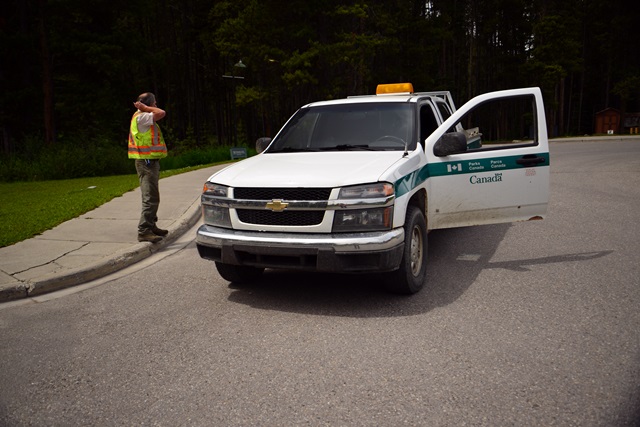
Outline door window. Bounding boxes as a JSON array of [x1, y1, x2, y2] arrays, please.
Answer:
[[452, 94, 539, 151], [435, 100, 452, 121], [419, 103, 440, 144]]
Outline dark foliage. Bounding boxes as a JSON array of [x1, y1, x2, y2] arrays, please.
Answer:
[[1, 0, 639, 180]]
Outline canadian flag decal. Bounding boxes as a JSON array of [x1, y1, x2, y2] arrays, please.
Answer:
[[447, 163, 462, 173]]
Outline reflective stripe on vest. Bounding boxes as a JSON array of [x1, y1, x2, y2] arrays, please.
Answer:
[[128, 112, 168, 159]]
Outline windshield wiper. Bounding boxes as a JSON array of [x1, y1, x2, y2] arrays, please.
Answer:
[[319, 144, 375, 151], [267, 147, 319, 153]]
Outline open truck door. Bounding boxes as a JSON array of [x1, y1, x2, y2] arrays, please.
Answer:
[[424, 87, 550, 229]]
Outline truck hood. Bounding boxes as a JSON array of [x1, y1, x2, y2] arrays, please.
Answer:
[[208, 151, 405, 188]]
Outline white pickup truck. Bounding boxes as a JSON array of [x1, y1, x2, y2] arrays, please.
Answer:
[[196, 83, 549, 294]]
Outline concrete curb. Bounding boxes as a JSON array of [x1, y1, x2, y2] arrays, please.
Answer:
[[0, 197, 202, 303], [550, 135, 640, 143]]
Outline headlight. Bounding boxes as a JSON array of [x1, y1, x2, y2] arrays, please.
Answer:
[[203, 182, 228, 197], [333, 183, 394, 232], [338, 182, 394, 199], [333, 207, 393, 232], [202, 205, 231, 228], [202, 182, 231, 227]]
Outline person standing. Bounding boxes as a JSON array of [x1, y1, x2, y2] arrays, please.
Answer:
[[128, 92, 168, 243]]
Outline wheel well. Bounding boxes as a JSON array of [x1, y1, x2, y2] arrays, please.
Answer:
[[408, 189, 427, 222]]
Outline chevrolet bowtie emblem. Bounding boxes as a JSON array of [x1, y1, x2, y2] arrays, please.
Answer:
[[265, 199, 289, 212]]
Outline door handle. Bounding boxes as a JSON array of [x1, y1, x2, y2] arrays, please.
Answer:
[[516, 155, 546, 166]]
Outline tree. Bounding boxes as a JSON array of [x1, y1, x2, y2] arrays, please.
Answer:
[[1, 0, 639, 171], [527, 3, 583, 136]]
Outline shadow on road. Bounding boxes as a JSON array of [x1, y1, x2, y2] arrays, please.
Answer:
[[225, 223, 613, 318]]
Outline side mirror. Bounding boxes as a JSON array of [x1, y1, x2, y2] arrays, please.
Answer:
[[255, 137, 272, 153], [433, 132, 467, 157]]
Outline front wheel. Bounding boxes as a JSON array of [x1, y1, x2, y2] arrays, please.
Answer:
[[384, 205, 428, 294], [215, 262, 264, 283]]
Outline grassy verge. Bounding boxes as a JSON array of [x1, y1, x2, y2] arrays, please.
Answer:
[[0, 163, 218, 248]]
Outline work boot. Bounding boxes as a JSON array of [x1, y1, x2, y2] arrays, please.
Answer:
[[138, 232, 163, 243], [152, 226, 169, 236]]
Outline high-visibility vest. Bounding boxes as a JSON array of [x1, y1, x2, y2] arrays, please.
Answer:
[[128, 112, 167, 159]]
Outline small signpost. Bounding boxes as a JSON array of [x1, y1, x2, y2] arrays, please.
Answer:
[[230, 147, 247, 160]]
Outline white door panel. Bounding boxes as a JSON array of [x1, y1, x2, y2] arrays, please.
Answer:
[[424, 88, 550, 229]]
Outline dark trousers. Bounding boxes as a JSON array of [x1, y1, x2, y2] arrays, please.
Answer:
[[135, 159, 160, 234]]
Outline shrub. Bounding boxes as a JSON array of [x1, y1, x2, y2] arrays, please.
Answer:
[[0, 133, 255, 182]]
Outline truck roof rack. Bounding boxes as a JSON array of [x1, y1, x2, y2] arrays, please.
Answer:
[[412, 91, 456, 110]]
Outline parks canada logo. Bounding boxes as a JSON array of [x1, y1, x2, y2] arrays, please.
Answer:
[[470, 172, 503, 184]]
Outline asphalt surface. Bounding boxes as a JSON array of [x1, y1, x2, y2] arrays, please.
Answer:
[[0, 164, 227, 302], [0, 137, 639, 425]]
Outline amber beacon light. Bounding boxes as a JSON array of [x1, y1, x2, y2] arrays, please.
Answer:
[[376, 83, 414, 95]]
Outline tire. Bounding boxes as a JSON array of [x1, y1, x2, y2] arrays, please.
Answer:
[[384, 205, 428, 294], [215, 262, 264, 283]]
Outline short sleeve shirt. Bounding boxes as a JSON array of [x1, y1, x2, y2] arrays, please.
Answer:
[[136, 111, 155, 133]]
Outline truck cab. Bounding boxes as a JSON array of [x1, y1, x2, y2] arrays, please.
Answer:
[[196, 84, 550, 294]]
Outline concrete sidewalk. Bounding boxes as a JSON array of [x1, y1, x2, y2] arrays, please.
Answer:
[[0, 164, 228, 303]]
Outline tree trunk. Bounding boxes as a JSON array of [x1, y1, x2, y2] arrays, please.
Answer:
[[38, 0, 54, 145]]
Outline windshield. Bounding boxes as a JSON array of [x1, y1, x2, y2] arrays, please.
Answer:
[[267, 103, 415, 153]]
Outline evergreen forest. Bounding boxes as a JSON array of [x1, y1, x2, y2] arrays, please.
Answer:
[[1, 0, 639, 180]]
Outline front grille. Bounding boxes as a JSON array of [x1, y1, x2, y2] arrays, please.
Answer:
[[237, 210, 324, 226], [234, 187, 331, 201], [233, 187, 331, 226]]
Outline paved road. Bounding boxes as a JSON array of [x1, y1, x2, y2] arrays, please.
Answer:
[[1, 140, 639, 426]]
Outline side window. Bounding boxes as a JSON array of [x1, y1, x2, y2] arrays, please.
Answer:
[[455, 94, 538, 151], [435, 100, 452, 121], [420, 104, 439, 145]]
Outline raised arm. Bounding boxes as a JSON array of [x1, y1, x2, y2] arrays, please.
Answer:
[[133, 101, 166, 122]]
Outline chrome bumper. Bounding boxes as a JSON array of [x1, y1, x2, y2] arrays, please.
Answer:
[[196, 225, 405, 273]]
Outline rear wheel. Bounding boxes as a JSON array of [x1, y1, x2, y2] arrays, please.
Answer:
[[215, 262, 264, 283], [385, 205, 427, 294]]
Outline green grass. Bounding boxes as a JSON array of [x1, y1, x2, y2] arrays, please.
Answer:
[[0, 163, 219, 248]]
